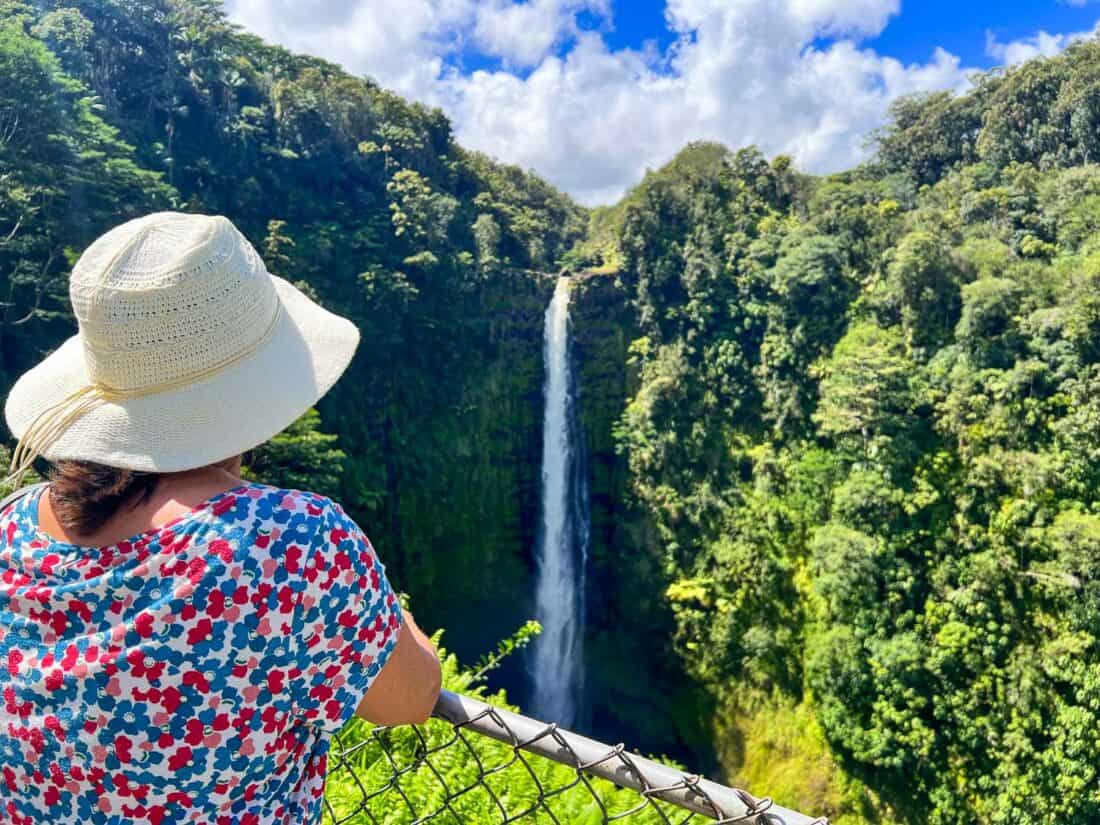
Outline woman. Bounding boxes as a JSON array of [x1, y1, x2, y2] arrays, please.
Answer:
[[0, 212, 441, 824]]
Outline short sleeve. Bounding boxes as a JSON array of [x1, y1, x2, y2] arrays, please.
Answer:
[[289, 497, 403, 730]]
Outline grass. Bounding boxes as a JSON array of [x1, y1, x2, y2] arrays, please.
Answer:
[[713, 695, 889, 825]]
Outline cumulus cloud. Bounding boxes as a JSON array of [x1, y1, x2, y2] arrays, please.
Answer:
[[985, 23, 1099, 67], [222, 0, 985, 204], [472, 0, 611, 67], [440, 0, 972, 202], [223, 0, 474, 103]]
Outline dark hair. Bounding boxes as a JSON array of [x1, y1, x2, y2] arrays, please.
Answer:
[[48, 461, 159, 536]]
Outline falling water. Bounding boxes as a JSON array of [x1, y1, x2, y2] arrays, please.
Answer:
[[530, 276, 590, 727]]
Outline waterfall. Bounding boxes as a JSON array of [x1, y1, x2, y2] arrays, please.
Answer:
[[529, 276, 590, 727]]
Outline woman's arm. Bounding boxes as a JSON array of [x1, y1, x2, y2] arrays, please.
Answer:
[[355, 609, 442, 726]]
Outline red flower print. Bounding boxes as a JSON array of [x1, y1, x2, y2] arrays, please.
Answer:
[[185, 719, 205, 747], [115, 736, 133, 763], [182, 670, 210, 692], [187, 618, 214, 645], [285, 545, 302, 574], [160, 686, 183, 713], [60, 645, 78, 670], [67, 599, 92, 623], [209, 539, 234, 563], [126, 649, 165, 681], [206, 590, 226, 618], [267, 670, 285, 695], [135, 612, 155, 639], [43, 715, 63, 740], [260, 706, 282, 734], [166, 791, 192, 808], [44, 669, 63, 692], [212, 495, 236, 516], [186, 557, 207, 583], [276, 584, 296, 614], [167, 746, 193, 771]]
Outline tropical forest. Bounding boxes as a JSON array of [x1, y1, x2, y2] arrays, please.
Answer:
[[4, 1, 1100, 822]]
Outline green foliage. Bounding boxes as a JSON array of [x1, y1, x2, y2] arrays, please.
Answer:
[[324, 624, 697, 825], [241, 408, 345, 498], [600, 32, 1100, 825]]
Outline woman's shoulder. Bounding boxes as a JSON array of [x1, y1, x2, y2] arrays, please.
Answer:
[[227, 481, 356, 529]]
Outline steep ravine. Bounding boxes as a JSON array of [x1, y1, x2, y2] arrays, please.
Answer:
[[376, 268, 713, 765]]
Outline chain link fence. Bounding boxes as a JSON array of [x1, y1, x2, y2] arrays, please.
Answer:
[[323, 689, 828, 825]]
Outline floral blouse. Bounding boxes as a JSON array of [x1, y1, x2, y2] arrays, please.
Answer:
[[0, 482, 402, 825]]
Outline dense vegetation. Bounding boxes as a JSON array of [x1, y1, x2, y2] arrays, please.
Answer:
[[6, 1, 1100, 821], [576, 36, 1100, 824]]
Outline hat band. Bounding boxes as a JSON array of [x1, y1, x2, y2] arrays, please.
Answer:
[[6, 300, 285, 485]]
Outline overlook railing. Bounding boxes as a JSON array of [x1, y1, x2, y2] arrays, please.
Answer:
[[324, 689, 827, 825]]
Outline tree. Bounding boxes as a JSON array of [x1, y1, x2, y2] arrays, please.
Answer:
[[814, 322, 915, 461], [242, 408, 345, 498]]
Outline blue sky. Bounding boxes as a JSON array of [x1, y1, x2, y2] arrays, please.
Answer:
[[869, 0, 1099, 66], [224, 0, 1100, 204], [449, 1, 1100, 75], [592, 0, 1099, 66]]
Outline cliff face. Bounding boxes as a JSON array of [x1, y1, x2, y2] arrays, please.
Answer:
[[570, 273, 712, 765], [570, 273, 638, 589], [365, 270, 556, 664]]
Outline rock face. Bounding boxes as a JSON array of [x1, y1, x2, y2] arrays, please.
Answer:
[[570, 273, 639, 606], [570, 272, 711, 765], [371, 269, 556, 667]]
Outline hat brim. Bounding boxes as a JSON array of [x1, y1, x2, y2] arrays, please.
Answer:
[[4, 276, 359, 472]]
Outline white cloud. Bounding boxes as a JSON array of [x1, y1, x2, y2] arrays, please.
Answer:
[[441, 0, 972, 203], [222, 0, 985, 204], [472, 0, 611, 67], [985, 23, 1099, 67], [986, 30, 1072, 66], [222, 0, 476, 102]]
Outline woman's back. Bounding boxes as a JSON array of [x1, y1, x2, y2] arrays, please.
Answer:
[[0, 480, 401, 824]]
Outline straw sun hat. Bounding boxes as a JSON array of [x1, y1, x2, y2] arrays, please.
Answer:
[[4, 211, 360, 479]]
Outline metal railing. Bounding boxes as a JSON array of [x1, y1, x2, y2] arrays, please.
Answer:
[[323, 689, 827, 825]]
